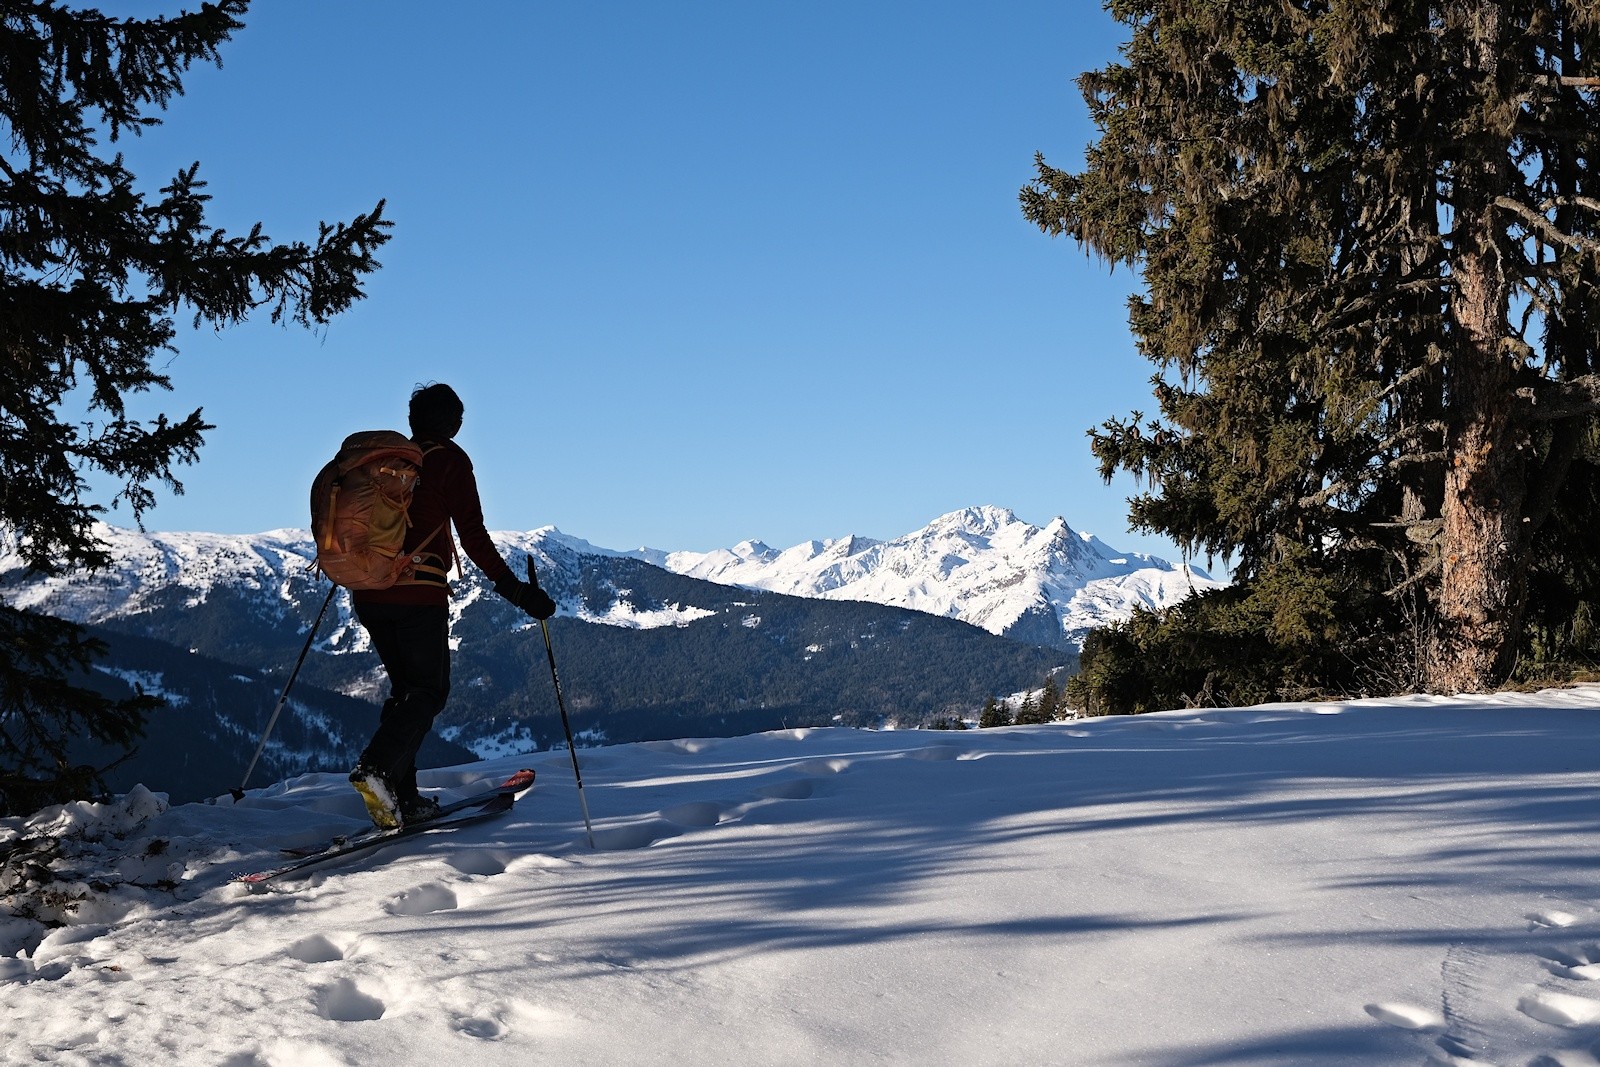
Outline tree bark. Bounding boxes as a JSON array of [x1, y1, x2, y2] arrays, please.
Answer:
[[1431, 5, 1526, 692], [1435, 256, 1525, 690]]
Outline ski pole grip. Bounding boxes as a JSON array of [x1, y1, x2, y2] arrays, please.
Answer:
[[526, 555, 539, 586]]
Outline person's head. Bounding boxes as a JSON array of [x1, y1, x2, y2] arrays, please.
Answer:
[[409, 382, 464, 440]]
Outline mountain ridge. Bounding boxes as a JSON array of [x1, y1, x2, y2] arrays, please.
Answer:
[[2, 505, 1217, 650], [0, 516, 1073, 800], [630, 504, 1221, 648]]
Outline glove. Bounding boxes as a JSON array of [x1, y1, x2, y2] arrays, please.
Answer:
[[495, 575, 557, 620]]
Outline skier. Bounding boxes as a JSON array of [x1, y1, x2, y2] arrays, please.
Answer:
[[347, 382, 555, 827]]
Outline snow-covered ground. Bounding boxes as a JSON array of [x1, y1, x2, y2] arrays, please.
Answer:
[[6, 687, 1600, 1065]]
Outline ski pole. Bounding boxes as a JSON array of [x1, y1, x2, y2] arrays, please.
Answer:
[[236, 584, 337, 797], [533, 560, 596, 847]]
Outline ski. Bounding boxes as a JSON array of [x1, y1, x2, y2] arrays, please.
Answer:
[[235, 768, 534, 889], [279, 768, 534, 857]]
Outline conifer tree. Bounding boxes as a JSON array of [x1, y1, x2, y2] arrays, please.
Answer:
[[978, 696, 1011, 729], [1038, 675, 1060, 721], [1024, 2, 1600, 693], [1014, 692, 1048, 726], [0, 1, 391, 813]]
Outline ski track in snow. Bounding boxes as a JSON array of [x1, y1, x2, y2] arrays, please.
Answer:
[[3, 734, 982, 1064], [1354, 869, 1600, 1064], [8, 690, 1600, 1064]]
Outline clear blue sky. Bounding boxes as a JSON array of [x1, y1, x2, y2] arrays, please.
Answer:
[[102, 2, 1179, 561]]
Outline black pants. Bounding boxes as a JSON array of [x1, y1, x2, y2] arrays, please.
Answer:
[[354, 601, 451, 803]]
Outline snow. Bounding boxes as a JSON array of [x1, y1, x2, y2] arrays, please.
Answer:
[[574, 601, 716, 630], [92, 667, 187, 706], [643, 505, 1225, 647], [8, 687, 1600, 1064]]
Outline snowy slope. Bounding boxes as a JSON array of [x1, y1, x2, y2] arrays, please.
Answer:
[[639, 505, 1223, 647], [6, 687, 1600, 1065], [0, 524, 315, 625]]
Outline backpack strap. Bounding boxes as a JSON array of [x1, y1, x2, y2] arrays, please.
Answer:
[[394, 519, 454, 586], [419, 441, 459, 576], [388, 440, 460, 586]]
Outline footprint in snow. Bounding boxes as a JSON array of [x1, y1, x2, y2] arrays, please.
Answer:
[[286, 934, 347, 964], [1431, 1033, 1483, 1062], [639, 738, 719, 756], [755, 779, 814, 801], [1527, 1054, 1600, 1067], [1364, 1002, 1443, 1031], [445, 849, 514, 877], [1518, 989, 1600, 1027], [1231, 713, 1296, 725], [1528, 910, 1581, 929], [598, 774, 826, 848], [452, 1013, 506, 1040], [1540, 944, 1600, 981], [315, 977, 386, 1022], [592, 819, 682, 851], [905, 745, 965, 761], [542, 752, 612, 772], [382, 882, 459, 916], [794, 757, 851, 776], [660, 801, 723, 828], [595, 752, 844, 850], [505, 854, 573, 875]]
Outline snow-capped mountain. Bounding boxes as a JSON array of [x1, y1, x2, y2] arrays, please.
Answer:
[[0, 523, 698, 645], [3, 508, 1217, 651], [0, 522, 1066, 800], [635, 505, 1222, 648], [0, 509, 1214, 798]]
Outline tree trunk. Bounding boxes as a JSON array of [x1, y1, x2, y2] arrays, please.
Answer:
[[1434, 262, 1525, 690], [1431, 5, 1527, 693]]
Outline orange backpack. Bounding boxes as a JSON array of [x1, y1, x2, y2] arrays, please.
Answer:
[[309, 431, 443, 590]]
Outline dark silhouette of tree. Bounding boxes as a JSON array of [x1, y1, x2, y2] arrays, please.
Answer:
[[0, 0, 390, 813]]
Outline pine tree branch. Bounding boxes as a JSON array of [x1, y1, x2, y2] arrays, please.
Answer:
[[1369, 517, 1444, 538], [1317, 273, 1447, 336], [1370, 359, 1447, 408], [1520, 374, 1600, 421], [4, 0, 249, 149], [1527, 383, 1600, 419], [1522, 420, 1584, 536], [1383, 554, 1441, 599], [1535, 75, 1600, 89], [1492, 196, 1600, 256], [1298, 451, 1447, 513]]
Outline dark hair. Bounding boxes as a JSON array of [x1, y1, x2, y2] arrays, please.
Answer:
[[409, 382, 464, 439]]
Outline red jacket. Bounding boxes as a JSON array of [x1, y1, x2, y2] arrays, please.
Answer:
[[353, 437, 514, 607]]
